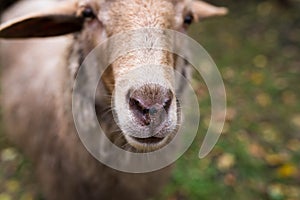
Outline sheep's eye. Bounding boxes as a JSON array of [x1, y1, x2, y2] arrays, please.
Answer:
[[81, 7, 95, 19], [184, 13, 194, 25]]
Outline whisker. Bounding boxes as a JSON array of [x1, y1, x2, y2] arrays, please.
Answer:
[[110, 129, 122, 135], [99, 108, 114, 120]]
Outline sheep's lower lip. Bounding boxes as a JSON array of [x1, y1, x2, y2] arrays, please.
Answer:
[[130, 136, 164, 144]]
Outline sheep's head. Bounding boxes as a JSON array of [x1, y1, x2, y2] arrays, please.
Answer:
[[0, 0, 227, 151]]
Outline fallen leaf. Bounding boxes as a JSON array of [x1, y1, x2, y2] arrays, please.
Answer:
[[20, 193, 34, 200], [248, 143, 266, 158], [253, 55, 268, 68], [1, 148, 17, 162], [286, 139, 300, 152], [256, 93, 272, 107], [281, 91, 297, 106], [217, 153, 235, 171], [5, 180, 20, 193], [250, 72, 264, 85], [0, 194, 12, 200], [226, 107, 237, 121], [224, 173, 236, 186], [265, 153, 289, 166], [276, 163, 298, 178], [291, 114, 300, 128], [260, 123, 280, 143], [268, 184, 284, 200]]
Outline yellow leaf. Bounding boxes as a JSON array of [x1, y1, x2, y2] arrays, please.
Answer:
[[5, 180, 20, 193], [260, 123, 280, 143], [253, 54, 268, 68], [291, 114, 300, 128], [20, 193, 34, 200], [250, 72, 264, 85], [0, 194, 12, 200], [265, 153, 289, 166], [287, 139, 300, 152], [256, 93, 271, 107], [276, 163, 298, 178]]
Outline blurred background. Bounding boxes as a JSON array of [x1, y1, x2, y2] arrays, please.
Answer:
[[0, 0, 300, 200]]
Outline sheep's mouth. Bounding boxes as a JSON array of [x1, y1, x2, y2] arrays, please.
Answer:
[[130, 136, 165, 144], [124, 131, 176, 151]]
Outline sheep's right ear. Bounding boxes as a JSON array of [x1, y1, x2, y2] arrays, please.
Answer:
[[0, 2, 84, 38], [190, 1, 228, 21]]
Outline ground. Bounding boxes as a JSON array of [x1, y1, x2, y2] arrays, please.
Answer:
[[0, 1, 300, 200]]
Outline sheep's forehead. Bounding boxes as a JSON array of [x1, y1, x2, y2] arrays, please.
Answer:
[[87, 0, 187, 4], [97, 0, 187, 34]]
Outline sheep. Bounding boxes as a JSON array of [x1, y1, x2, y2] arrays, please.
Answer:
[[0, 0, 227, 199], [0, 0, 19, 14]]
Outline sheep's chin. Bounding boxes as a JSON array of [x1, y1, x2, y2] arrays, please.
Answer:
[[124, 134, 173, 152]]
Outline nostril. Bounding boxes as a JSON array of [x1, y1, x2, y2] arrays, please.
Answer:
[[128, 86, 174, 127], [129, 97, 151, 125], [129, 97, 140, 110], [163, 98, 172, 113], [129, 98, 148, 114]]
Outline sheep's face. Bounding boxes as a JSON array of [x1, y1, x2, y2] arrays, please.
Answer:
[[98, 0, 183, 151], [78, 0, 226, 151], [0, 0, 227, 151]]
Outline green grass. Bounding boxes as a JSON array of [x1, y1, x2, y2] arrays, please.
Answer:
[[162, 1, 300, 200]]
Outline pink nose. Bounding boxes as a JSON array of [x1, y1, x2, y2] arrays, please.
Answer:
[[128, 84, 173, 127]]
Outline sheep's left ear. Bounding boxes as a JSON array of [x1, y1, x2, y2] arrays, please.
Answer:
[[190, 1, 228, 22], [0, 1, 84, 39]]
